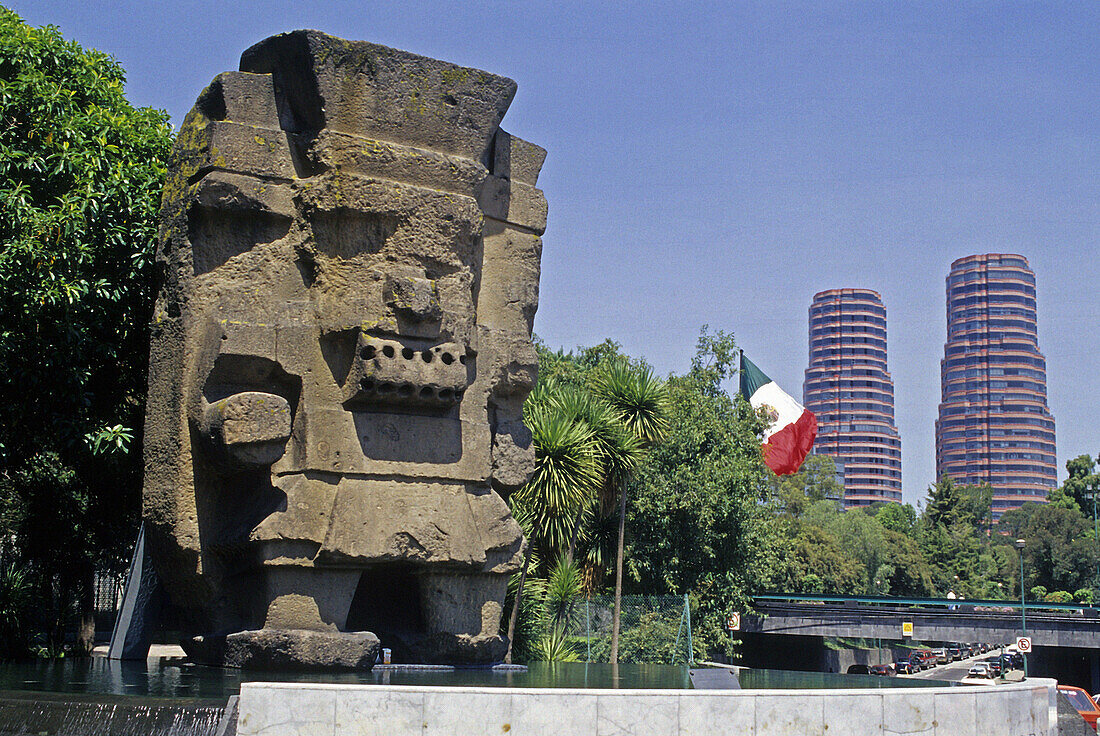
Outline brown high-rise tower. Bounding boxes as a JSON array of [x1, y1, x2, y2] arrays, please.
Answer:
[[935, 254, 1057, 518], [804, 288, 902, 507]]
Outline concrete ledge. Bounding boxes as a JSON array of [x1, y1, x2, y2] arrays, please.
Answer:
[[236, 678, 1058, 735]]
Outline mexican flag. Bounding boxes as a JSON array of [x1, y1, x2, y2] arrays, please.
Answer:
[[738, 351, 817, 475]]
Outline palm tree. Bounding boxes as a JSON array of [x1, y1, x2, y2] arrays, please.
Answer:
[[505, 399, 601, 662], [544, 384, 643, 561], [532, 554, 585, 662], [592, 360, 670, 664]]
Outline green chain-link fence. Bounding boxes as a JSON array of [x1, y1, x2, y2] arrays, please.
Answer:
[[556, 594, 693, 665]]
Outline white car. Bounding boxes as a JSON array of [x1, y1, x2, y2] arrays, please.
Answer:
[[968, 663, 991, 678]]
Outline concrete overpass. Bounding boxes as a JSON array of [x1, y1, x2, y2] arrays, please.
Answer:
[[747, 594, 1100, 648]]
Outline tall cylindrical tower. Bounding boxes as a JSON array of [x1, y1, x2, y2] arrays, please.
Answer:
[[804, 288, 902, 506], [935, 254, 1057, 517]]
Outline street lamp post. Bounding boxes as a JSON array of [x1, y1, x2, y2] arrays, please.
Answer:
[[996, 581, 1005, 678], [1016, 538, 1027, 678], [1093, 491, 1099, 596]]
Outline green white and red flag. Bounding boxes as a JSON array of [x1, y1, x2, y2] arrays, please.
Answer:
[[738, 350, 817, 475]]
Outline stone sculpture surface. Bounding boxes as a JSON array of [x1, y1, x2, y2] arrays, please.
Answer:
[[143, 29, 546, 668]]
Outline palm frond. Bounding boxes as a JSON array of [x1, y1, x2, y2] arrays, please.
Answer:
[[592, 360, 671, 448], [547, 384, 644, 512], [512, 402, 602, 557], [533, 623, 581, 662], [545, 554, 583, 627]]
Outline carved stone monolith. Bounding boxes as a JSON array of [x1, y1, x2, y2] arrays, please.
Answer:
[[142, 30, 545, 668]]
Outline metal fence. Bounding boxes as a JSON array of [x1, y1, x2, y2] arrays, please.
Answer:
[[558, 594, 693, 665], [93, 567, 124, 634]]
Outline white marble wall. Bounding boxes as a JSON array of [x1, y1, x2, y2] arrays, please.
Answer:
[[236, 679, 1058, 736]]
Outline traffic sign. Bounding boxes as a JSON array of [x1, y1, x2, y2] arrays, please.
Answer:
[[902, 622, 913, 638], [1016, 636, 1032, 653], [727, 612, 741, 631]]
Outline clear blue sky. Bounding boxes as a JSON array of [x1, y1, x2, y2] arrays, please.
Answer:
[[11, 1, 1098, 505]]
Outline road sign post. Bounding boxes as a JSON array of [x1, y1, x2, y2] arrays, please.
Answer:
[[1017, 636, 1031, 678]]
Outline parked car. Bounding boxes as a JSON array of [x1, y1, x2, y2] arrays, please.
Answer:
[[846, 664, 870, 675], [894, 659, 918, 675], [981, 658, 1002, 676], [932, 648, 949, 665], [967, 663, 992, 678], [1058, 686, 1100, 731], [916, 649, 936, 667], [946, 646, 961, 661], [869, 664, 894, 676]]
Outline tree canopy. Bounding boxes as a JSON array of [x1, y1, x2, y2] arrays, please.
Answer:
[[0, 7, 172, 653]]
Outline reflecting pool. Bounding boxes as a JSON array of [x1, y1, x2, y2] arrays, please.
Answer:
[[0, 657, 958, 700]]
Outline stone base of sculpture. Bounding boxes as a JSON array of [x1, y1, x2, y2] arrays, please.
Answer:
[[381, 631, 509, 666], [183, 629, 381, 671]]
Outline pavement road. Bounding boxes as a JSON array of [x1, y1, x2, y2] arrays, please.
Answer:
[[903, 649, 1022, 684]]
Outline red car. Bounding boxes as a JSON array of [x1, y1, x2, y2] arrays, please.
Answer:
[[869, 664, 894, 676], [1059, 686, 1100, 731]]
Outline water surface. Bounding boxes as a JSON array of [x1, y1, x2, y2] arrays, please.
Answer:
[[0, 658, 956, 700]]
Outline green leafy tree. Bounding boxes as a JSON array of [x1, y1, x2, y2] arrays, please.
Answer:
[[1000, 502, 1100, 594], [1062, 455, 1100, 516], [768, 454, 843, 517], [879, 528, 935, 596], [625, 329, 768, 658], [955, 484, 994, 533], [828, 510, 893, 594], [918, 478, 1000, 596], [924, 477, 964, 528], [0, 8, 172, 652], [762, 524, 863, 594], [1046, 485, 1083, 513], [875, 503, 917, 535]]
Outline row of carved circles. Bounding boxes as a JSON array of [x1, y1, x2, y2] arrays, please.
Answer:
[[358, 377, 464, 402], [360, 344, 467, 366]]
